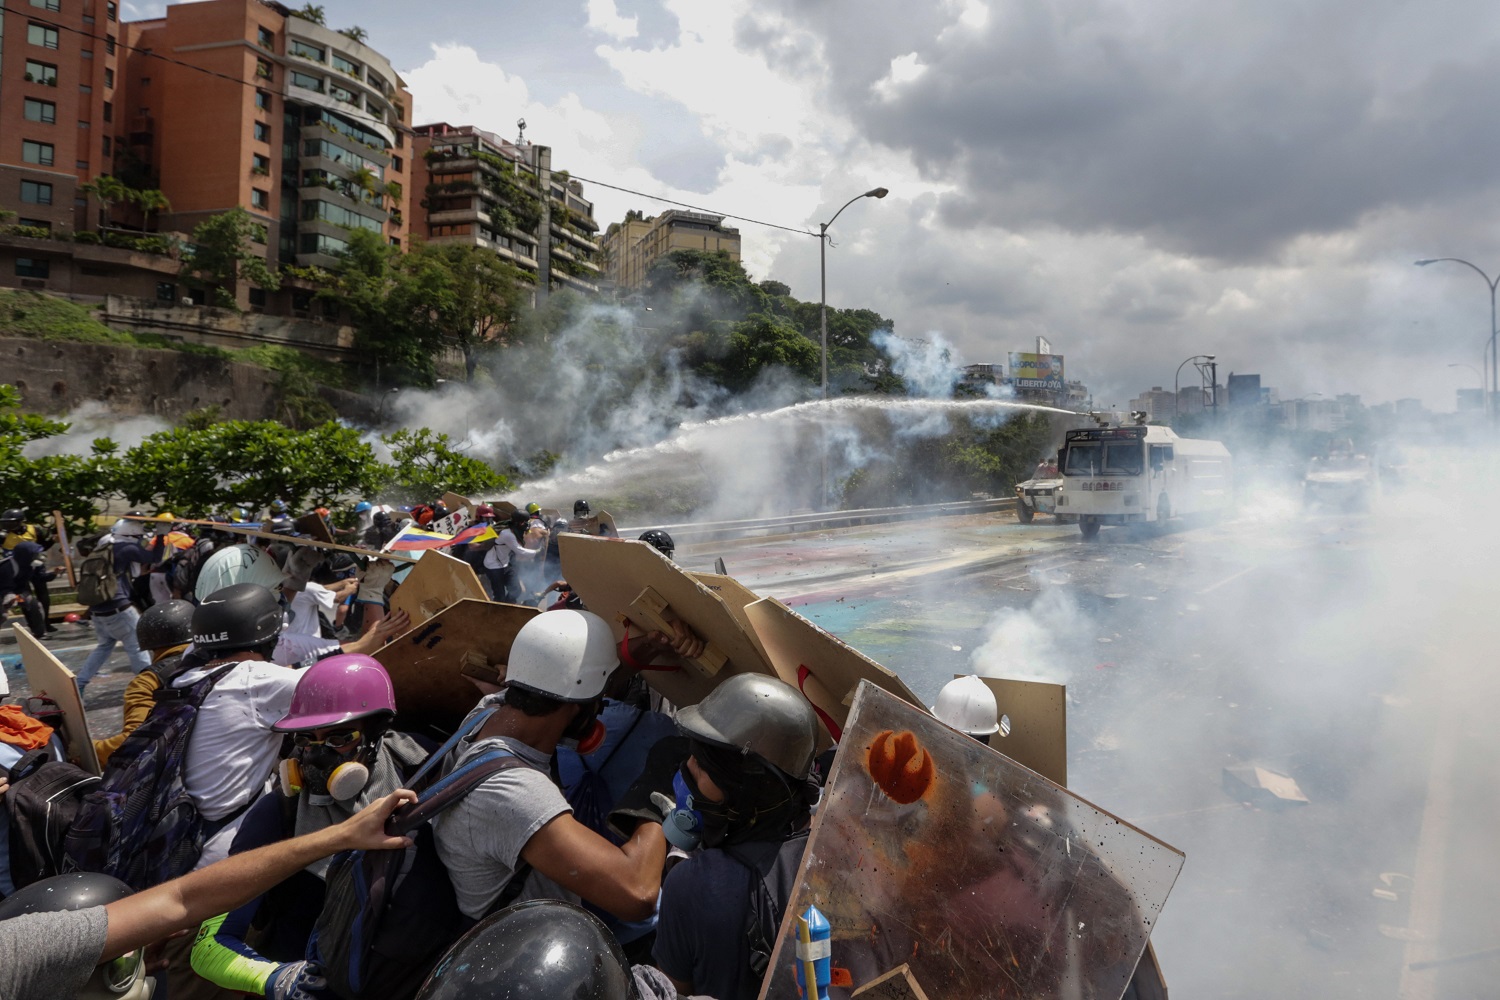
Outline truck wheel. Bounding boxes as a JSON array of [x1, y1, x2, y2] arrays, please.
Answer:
[[1016, 502, 1034, 524], [1079, 520, 1100, 541]]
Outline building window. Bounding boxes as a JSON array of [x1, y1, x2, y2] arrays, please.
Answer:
[[78, 120, 88, 128], [257, 26, 274, 49], [75, 160, 88, 170], [254, 121, 271, 143], [16, 259, 51, 279], [105, 34, 116, 55], [25, 60, 58, 84], [156, 282, 176, 303], [23, 141, 56, 166], [84, 14, 95, 24], [21, 181, 53, 205], [252, 153, 271, 174], [23, 99, 56, 124], [392, 155, 403, 172], [30, 0, 62, 9], [102, 101, 112, 123], [80, 85, 92, 94], [332, 53, 360, 76], [18, 218, 51, 231], [81, 49, 93, 58], [107, 1, 117, 20], [289, 40, 324, 62], [248, 287, 267, 307], [256, 89, 270, 110], [290, 71, 323, 93], [256, 59, 273, 80], [27, 23, 60, 49], [105, 68, 114, 88], [102, 135, 112, 156], [329, 84, 357, 106]]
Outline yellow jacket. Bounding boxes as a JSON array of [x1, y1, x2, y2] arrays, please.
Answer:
[[92, 644, 188, 767]]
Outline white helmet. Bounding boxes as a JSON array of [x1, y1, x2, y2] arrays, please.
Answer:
[[506, 609, 617, 703], [110, 518, 146, 538], [932, 675, 1000, 736]]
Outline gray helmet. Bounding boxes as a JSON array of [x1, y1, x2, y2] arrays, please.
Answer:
[[136, 599, 196, 652], [0, 873, 150, 1000], [192, 583, 282, 653], [675, 673, 819, 780]]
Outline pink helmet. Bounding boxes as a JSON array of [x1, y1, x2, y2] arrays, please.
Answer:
[[273, 653, 397, 732]]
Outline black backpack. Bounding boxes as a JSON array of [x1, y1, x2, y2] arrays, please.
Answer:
[[75, 541, 117, 608], [62, 662, 238, 890], [5, 749, 101, 891], [311, 710, 537, 1000], [170, 539, 214, 599], [726, 829, 812, 985]]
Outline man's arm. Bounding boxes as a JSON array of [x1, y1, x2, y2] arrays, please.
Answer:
[[99, 789, 417, 962], [520, 815, 666, 922]]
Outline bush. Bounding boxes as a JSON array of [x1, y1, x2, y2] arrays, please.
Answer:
[[72, 231, 102, 245], [2, 225, 52, 240]]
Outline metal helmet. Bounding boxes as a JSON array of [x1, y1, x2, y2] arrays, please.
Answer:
[[676, 673, 819, 780], [0, 873, 150, 1000], [192, 583, 283, 653], [0, 507, 26, 530], [636, 529, 675, 560], [506, 610, 617, 703], [573, 499, 591, 517], [110, 518, 146, 538], [273, 653, 397, 731], [136, 599, 196, 652], [932, 675, 1000, 736], [417, 899, 637, 1000]]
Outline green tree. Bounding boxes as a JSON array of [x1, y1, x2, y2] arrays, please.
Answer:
[[0, 385, 119, 530], [720, 313, 820, 390], [420, 242, 531, 379], [339, 25, 368, 43], [79, 175, 131, 229], [294, 4, 325, 25], [128, 188, 172, 232], [116, 420, 383, 512], [183, 207, 281, 309], [377, 428, 506, 505]]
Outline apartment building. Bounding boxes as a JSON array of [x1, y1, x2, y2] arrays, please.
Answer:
[[411, 122, 601, 298], [1128, 386, 1177, 423], [125, 0, 412, 276], [1, 0, 125, 237], [602, 209, 741, 292]]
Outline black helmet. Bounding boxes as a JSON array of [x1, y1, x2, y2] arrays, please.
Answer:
[[0, 507, 26, 530], [192, 583, 282, 653], [0, 873, 148, 1000], [137, 599, 196, 652], [637, 529, 674, 560], [574, 499, 591, 517], [417, 900, 637, 1000]]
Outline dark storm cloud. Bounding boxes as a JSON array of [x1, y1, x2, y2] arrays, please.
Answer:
[[743, 0, 1500, 262]]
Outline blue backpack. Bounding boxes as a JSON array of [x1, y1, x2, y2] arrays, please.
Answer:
[[62, 662, 237, 890], [311, 709, 536, 1000]]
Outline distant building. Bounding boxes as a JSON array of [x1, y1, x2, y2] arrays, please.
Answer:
[[602, 209, 740, 292], [1128, 386, 1176, 423], [961, 363, 1002, 388], [1457, 387, 1485, 413], [1226, 373, 1262, 409], [410, 123, 600, 298]]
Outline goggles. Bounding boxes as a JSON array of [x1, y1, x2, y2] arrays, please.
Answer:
[[291, 728, 362, 750]]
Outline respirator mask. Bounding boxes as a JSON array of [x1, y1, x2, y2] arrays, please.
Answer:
[[558, 698, 607, 756], [278, 726, 382, 804]]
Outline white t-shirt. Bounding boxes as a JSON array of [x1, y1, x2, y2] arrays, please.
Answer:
[[285, 582, 335, 636], [482, 531, 541, 571]]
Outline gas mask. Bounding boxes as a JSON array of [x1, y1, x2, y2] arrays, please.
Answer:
[[81, 948, 153, 1000], [559, 699, 606, 756], [279, 731, 381, 804], [665, 762, 733, 850]]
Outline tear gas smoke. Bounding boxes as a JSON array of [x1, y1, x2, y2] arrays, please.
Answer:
[[20, 401, 169, 458]]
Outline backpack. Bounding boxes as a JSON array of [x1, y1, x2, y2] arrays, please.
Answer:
[[563, 708, 645, 840], [75, 541, 117, 608], [170, 539, 214, 599], [726, 829, 812, 983], [4, 749, 101, 891], [62, 662, 238, 890], [312, 710, 535, 1000]]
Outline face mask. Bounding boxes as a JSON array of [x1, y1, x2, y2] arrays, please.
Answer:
[[288, 744, 371, 803], [559, 701, 606, 755], [678, 762, 733, 849]]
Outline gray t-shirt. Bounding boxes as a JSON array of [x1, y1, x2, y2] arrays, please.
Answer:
[[0, 906, 108, 1000], [430, 734, 578, 920]]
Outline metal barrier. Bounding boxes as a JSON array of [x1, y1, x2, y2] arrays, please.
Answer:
[[622, 496, 1017, 544]]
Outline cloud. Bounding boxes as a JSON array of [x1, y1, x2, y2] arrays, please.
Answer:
[[585, 0, 639, 42]]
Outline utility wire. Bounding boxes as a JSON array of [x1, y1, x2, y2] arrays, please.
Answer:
[[6, 3, 816, 235]]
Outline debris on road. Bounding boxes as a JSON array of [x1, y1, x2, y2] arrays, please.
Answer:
[[1222, 764, 1310, 808]]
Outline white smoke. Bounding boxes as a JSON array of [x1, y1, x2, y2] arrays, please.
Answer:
[[21, 401, 168, 457]]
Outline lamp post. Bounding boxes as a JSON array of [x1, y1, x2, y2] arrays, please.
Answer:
[[376, 386, 400, 424], [1174, 354, 1216, 419], [1415, 258, 1499, 424], [820, 187, 888, 399]]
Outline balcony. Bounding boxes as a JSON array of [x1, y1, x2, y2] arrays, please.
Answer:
[[427, 206, 489, 226]]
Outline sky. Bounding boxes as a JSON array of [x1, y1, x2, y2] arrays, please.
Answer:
[[132, 0, 1500, 410]]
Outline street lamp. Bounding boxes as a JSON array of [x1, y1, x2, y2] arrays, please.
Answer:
[[1174, 355, 1217, 419], [1415, 258, 1499, 423], [820, 187, 888, 399], [376, 386, 400, 424]]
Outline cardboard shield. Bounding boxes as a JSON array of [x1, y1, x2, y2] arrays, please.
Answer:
[[292, 512, 335, 544], [442, 492, 476, 518], [967, 675, 1068, 787], [691, 573, 771, 664], [374, 599, 537, 736], [758, 682, 1184, 1000], [558, 534, 777, 707], [743, 597, 925, 744], [12, 625, 100, 775], [390, 550, 489, 627]]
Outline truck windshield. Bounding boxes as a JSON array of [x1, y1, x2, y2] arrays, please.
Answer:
[[1063, 442, 1144, 476]]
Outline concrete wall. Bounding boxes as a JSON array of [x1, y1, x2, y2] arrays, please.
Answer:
[[101, 296, 356, 361], [2, 336, 375, 423]]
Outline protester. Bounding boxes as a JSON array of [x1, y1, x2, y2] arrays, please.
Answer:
[[91, 599, 196, 767], [74, 521, 164, 690], [191, 655, 427, 998], [652, 673, 822, 1000], [192, 532, 283, 604], [481, 511, 544, 603], [0, 791, 416, 1000], [638, 529, 676, 562], [1, 508, 54, 630], [931, 675, 1001, 745], [0, 522, 47, 640]]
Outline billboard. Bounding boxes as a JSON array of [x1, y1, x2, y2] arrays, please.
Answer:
[[1008, 352, 1065, 391]]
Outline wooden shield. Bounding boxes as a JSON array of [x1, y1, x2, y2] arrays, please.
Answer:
[[968, 675, 1068, 786], [374, 599, 537, 736], [691, 573, 771, 663], [442, 492, 476, 517], [743, 597, 927, 744], [292, 512, 335, 544], [558, 533, 777, 707], [390, 550, 488, 627], [13, 625, 100, 775]]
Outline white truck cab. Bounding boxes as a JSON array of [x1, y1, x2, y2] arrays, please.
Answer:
[[1054, 423, 1232, 539]]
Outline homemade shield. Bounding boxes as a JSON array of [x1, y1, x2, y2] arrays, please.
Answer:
[[759, 682, 1183, 1000], [374, 599, 536, 736], [967, 674, 1068, 787], [559, 533, 778, 707], [12, 625, 100, 775], [390, 550, 488, 627]]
